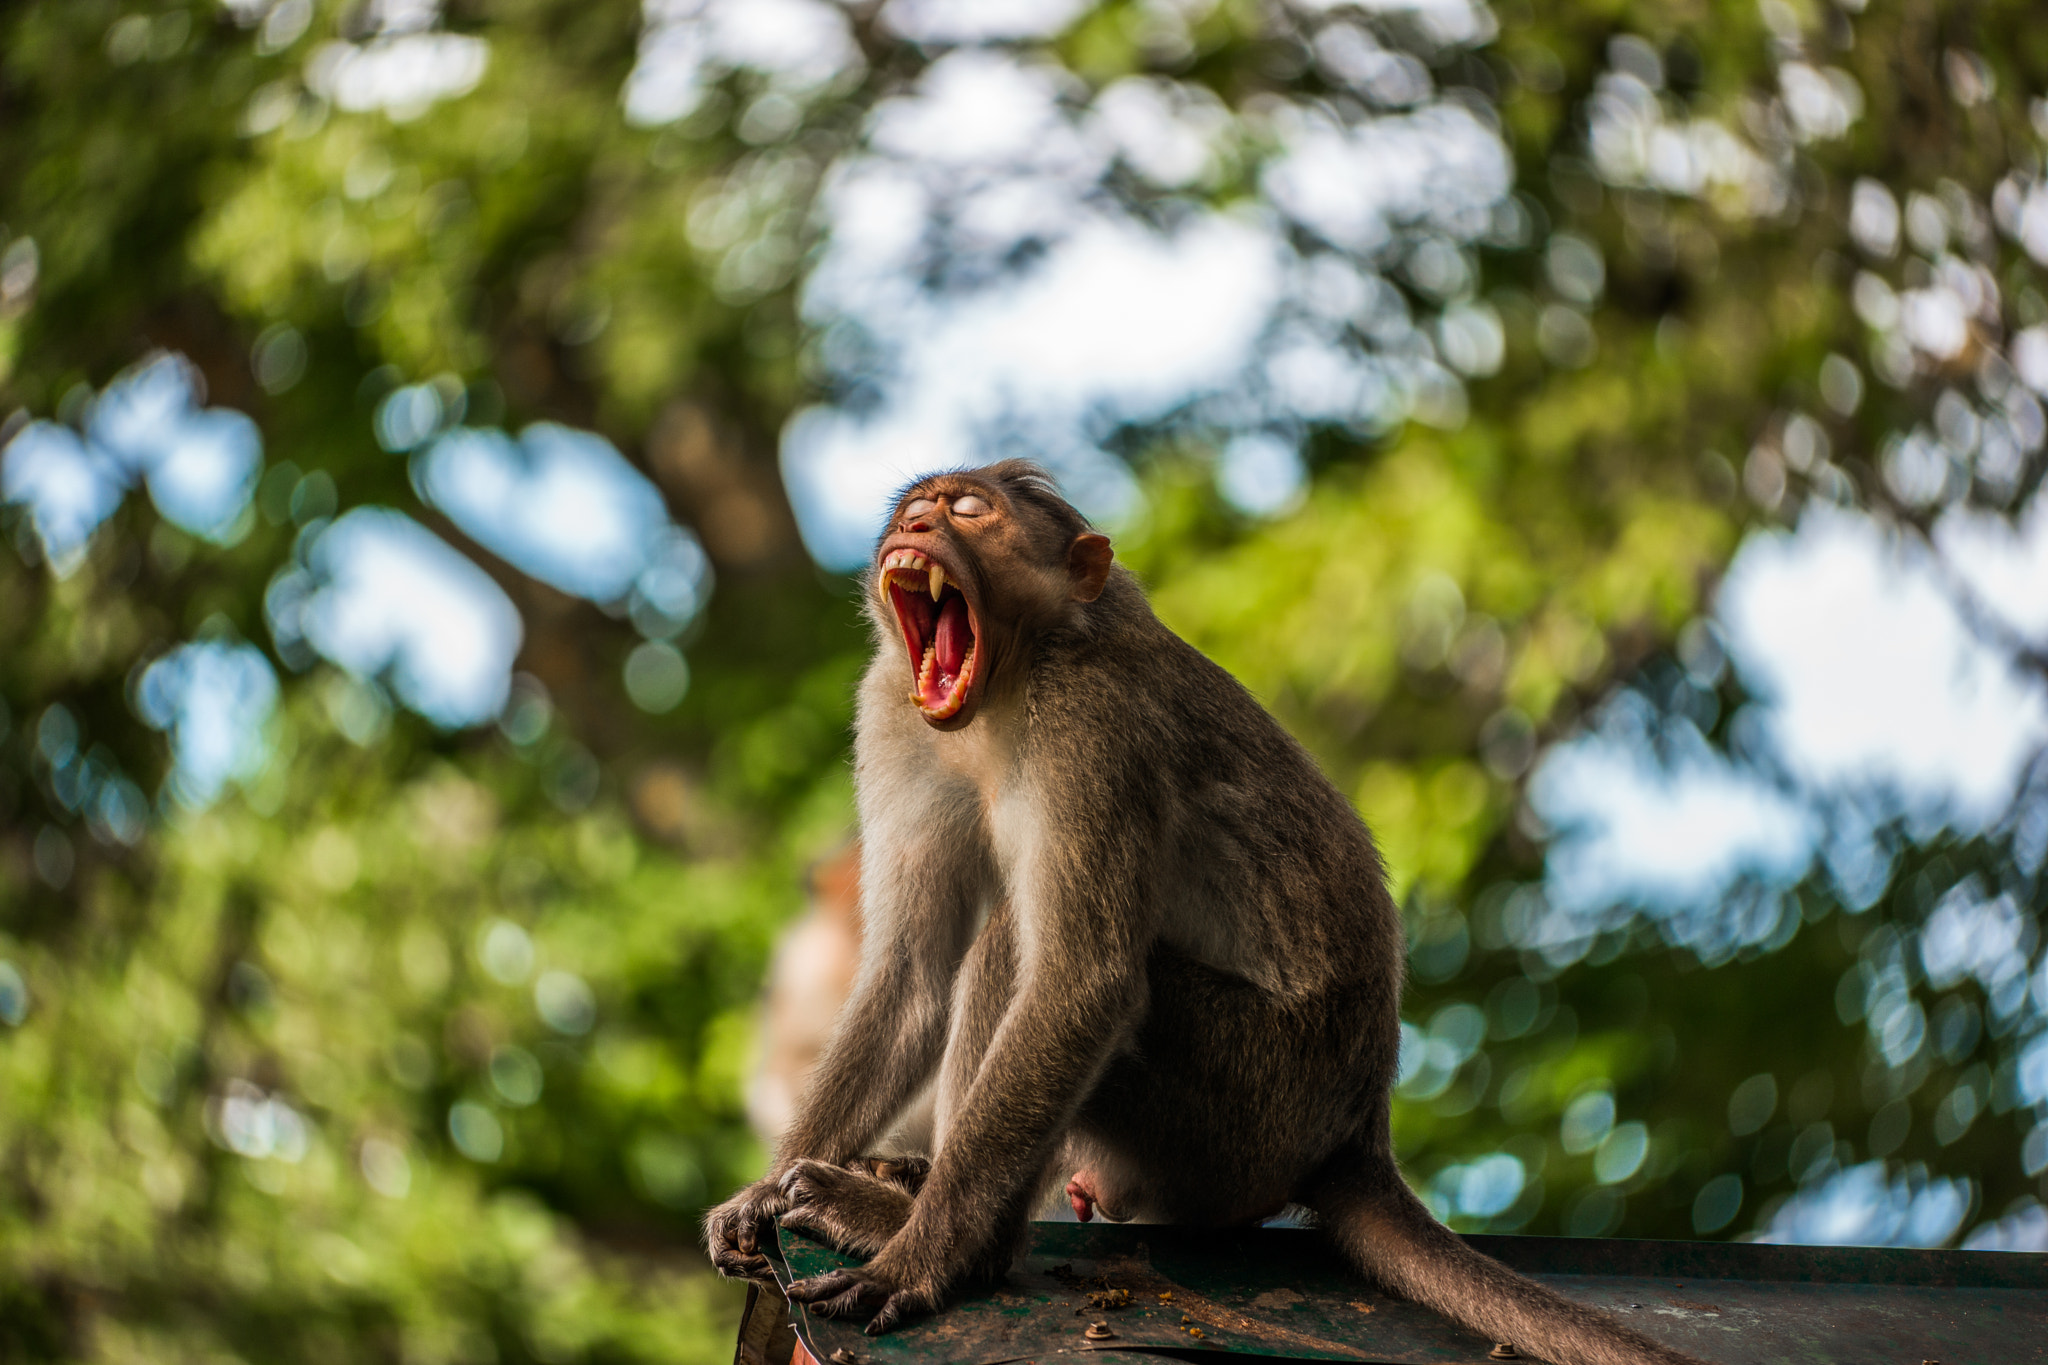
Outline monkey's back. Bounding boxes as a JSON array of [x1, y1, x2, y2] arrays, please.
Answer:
[[1027, 572, 1405, 1004]]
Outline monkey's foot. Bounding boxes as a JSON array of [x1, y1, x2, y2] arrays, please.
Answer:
[[779, 1159, 915, 1256], [1063, 1171, 1130, 1223], [787, 1263, 943, 1337]]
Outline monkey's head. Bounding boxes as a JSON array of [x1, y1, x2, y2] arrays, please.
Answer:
[[870, 462, 1113, 731]]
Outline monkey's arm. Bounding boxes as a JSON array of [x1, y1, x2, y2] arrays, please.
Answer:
[[704, 943, 955, 1279], [776, 781, 991, 1165], [778, 949, 952, 1164], [789, 812, 1153, 1331], [705, 810, 979, 1281]]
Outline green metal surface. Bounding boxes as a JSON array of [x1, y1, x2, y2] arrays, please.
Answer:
[[769, 1221, 2048, 1365]]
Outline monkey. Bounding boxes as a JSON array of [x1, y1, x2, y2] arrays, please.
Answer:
[[705, 461, 1707, 1365]]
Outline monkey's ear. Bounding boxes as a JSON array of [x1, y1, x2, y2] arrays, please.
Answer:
[[1066, 533, 1113, 602]]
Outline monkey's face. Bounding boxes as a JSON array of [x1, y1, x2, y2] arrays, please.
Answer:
[[872, 468, 1113, 731], [873, 480, 996, 730]]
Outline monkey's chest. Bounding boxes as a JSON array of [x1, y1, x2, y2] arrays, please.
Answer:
[[923, 722, 1014, 796]]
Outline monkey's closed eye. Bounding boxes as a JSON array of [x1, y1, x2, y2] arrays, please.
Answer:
[[950, 494, 989, 515], [902, 498, 937, 519]]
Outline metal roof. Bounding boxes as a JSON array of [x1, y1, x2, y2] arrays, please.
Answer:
[[739, 1220, 2048, 1365]]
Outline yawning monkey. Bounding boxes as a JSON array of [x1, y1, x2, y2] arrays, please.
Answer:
[[706, 461, 1704, 1365]]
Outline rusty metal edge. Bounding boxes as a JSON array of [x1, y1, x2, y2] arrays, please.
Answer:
[[737, 1279, 802, 1365]]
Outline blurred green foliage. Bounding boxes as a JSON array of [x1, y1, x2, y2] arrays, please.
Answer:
[[3, 1, 2047, 1361]]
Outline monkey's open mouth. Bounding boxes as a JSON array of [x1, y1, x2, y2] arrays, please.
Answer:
[[879, 547, 979, 721]]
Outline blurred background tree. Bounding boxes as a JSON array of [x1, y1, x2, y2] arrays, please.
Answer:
[[3, 0, 2047, 1361]]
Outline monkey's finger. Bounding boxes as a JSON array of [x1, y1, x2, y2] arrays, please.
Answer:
[[712, 1248, 772, 1281], [792, 1270, 890, 1318], [822, 1284, 878, 1320], [779, 1160, 838, 1203], [778, 1205, 827, 1230], [714, 1250, 763, 1276], [780, 1162, 821, 1192], [785, 1269, 862, 1306], [864, 1292, 921, 1336]]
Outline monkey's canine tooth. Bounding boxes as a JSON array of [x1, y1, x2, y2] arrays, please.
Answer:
[[929, 563, 947, 601]]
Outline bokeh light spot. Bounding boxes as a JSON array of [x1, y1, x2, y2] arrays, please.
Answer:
[[448, 1102, 504, 1162], [535, 970, 596, 1036]]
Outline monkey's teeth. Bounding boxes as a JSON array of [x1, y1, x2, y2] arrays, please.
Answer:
[[928, 563, 946, 601]]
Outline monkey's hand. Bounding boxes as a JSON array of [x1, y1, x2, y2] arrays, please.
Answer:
[[785, 1254, 945, 1337], [703, 1176, 792, 1283], [777, 1159, 916, 1257]]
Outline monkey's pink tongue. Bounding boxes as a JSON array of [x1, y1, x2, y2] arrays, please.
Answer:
[[935, 594, 970, 675]]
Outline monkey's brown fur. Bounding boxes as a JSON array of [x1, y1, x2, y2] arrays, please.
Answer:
[[706, 462, 1706, 1365]]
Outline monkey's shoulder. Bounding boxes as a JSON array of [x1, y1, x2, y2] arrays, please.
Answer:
[[1034, 611, 1322, 771]]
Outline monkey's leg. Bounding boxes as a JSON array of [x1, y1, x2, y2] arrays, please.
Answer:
[[706, 852, 980, 1281], [1065, 947, 1383, 1227], [809, 904, 1033, 1260], [787, 897, 1093, 1334], [707, 788, 992, 1285], [705, 956, 947, 1283]]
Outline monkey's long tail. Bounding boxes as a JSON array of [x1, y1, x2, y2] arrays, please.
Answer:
[[1307, 1151, 1710, 1365]]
